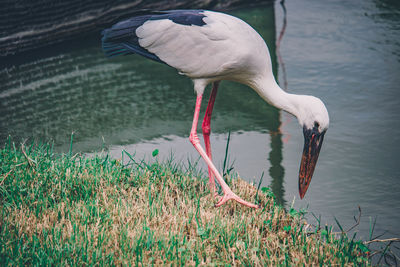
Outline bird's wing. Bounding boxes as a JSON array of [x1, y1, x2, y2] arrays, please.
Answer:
[[102, 13, 163, 62], [102, 10, 252, 78]]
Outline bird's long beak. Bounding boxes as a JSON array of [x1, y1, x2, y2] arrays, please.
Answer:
[[299, 126, 326, 199]]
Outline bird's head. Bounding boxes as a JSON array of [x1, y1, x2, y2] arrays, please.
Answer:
[[294, 95, 329, 199]]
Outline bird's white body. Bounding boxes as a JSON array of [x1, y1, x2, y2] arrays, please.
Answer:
[[137, 11, 271, 86]]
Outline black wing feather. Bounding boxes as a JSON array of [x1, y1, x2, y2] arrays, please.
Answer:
[[101, 10, 206, 63]]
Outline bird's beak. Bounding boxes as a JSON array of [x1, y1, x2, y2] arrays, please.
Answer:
[[298, 126, 326, 199]]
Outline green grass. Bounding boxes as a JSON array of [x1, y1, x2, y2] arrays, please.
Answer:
[[0, 140, 370, 266]]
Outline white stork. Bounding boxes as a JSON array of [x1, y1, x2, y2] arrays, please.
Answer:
[[102, 10, 329, 208]]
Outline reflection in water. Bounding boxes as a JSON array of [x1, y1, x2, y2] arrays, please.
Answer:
[[276, 0, 288, 91], [262, 4, 286, 206], [269, 130, 285, 205]]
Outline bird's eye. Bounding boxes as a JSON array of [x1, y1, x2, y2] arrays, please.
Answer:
[[314, 122, 320, 129]]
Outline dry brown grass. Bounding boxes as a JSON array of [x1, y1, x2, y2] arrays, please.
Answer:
[[0, 143, 370, 265]]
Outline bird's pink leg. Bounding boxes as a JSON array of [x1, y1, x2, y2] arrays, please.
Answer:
[[201, 82, 219, 194], [189, 93, 258, 208]]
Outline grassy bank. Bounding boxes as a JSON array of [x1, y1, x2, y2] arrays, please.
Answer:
[[0, 141, 370, 265]]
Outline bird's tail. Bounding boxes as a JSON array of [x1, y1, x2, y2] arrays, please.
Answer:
[[101, 14, 163, 63]]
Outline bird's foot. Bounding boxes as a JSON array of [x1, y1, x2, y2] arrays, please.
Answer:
[[215, 190, 259, 209]]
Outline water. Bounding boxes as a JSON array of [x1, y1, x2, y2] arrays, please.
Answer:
[[1, 0, 399, 248], [276, 0, 400, 240]]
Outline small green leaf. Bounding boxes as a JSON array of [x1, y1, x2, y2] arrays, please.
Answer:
[[264, 219, 271, 225], [358, 242, 370, 253], [261, 187, 268, 193], [152, 149, 159, 157], [289, 208, 299, 217], [284, 225, 291, 232]]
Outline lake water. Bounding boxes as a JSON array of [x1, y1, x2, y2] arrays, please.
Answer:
[[1, 0, 399, 249]]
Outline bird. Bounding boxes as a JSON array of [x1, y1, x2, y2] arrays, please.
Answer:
[[101, 10, 329, 208]]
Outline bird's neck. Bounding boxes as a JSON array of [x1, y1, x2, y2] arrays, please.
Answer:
[[250, 76, 299, 118]]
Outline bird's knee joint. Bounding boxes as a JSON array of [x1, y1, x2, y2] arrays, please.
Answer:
[[202, 125, 211, 136], [189, 133, 200, 145]]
